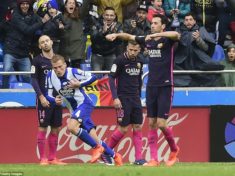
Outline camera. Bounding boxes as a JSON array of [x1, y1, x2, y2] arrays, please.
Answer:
[[133, 16, 142, 27]]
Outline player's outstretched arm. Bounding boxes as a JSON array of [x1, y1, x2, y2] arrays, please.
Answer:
[[106, 33, 136, 41], [146, 31, 180, 41]]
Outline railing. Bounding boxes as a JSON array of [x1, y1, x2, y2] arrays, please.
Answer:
[[1, 69, 235, 75]]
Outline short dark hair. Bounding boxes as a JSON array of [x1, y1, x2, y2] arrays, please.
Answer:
[[128, 40, 140, 46], [51, 54, 65, 64], [104, 6, 115, 12], [184, 12, 196, 20], [152, 14, 169, 25]]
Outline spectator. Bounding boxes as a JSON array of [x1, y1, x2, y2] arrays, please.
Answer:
[[123, 3, 150, 63], [216, 0, 233, 47], [123, 3, 150, 36], [40, 0, 68, 53], [220, 44, 235, 86], [147, 0, 165, 22], [90, 7, 123, 71], [34, 0, 65, 14], [92, 0, 135, 22], [163, 0, 190, 29], [191, 0, 219, 38], [59, 0, 91, 68], [174, 12, 224, 87], [2, 0, 50, 88]]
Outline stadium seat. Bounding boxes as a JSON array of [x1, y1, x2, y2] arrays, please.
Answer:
[[80, 63, 91, 71], [9, 82, 33, 89], [0, 42, 3, 62], [212, 44, 225, 62]]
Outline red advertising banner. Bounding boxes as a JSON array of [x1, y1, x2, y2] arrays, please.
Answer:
[[0, 107, 210, 163]]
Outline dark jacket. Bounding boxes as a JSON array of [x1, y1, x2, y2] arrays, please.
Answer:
[[123, 17, 151, 36], [175, 23, 217, 67], [174, 23, 224, 87], [90, 18, 123, 56], [191, 0, 218, 33], [4, 8, 43, 58], [42, 12, 68, 41], [60, 0, 90, 61]]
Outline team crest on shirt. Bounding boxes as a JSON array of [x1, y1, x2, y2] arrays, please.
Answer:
[[59, 86, 75, 98], [157, 43, 164, 48]]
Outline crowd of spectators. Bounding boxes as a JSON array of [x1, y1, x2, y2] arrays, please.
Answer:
[[0, 0, 234, 88]]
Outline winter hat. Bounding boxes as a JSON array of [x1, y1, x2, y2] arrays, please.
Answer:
[[47, 0, 59, 10], [17, 0, 31, 5], [227, 43, 235, 51]]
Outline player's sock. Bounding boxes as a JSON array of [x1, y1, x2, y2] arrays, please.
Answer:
[[108, 129, 124, 149], [133, 130, 143, 160], [37, 131, 46, 160], [148, 129, 158, 161], [101, 141, 114, 157], [76, 128, 97, 148], [162, 127, 178, 152], [48, 133, 58, 161]]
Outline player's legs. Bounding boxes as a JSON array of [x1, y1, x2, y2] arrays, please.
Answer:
[[36, 100, 50, 165], [157, 86, 179, 166], [132, 124, 146, 165], [37, 127, 48, 165], [47, 105, 65, 165], [130, 97, 145, 164], [144, 87, 159, 166], [108, 97, 132, 148], [89, 128, 123, 166], [69, 104, 105, 163], [67, 118, 97, 148]]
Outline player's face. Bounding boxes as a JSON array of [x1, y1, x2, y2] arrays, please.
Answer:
[[39, 36, 53, 52], [151, 17, 164, 33], [65, 0, 76, 14], [184, 15, 196, 29], [127, 43, 141, 59], [52, 60, 67, 77]]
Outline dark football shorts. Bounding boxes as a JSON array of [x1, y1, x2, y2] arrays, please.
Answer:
[[116, 96, 143, 127], [146, 85, 173, 119], [37, 99, 63, 127]]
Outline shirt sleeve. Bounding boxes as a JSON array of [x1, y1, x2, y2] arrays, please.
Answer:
[[109, 58, 122, 99], [31, 57, 43, 97], [72, 68, 97, 87]]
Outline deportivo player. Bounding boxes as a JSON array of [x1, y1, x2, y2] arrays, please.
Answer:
[[45, 54, 123, 166], [106, 14, 180, 166], [31, 35, 66, 165]]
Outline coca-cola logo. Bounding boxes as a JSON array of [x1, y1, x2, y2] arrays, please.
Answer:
[[36, 111, 189, 163]]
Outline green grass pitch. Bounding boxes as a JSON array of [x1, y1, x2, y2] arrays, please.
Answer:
[[0, 163, 234, 176]]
